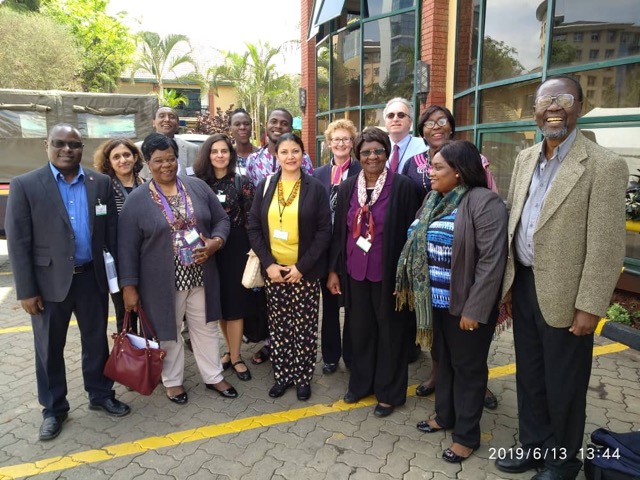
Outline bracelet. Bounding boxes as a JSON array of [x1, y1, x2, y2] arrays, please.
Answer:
[[213, 237, 224, 248]]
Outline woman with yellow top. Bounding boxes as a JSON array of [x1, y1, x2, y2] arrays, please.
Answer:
[[247, 133, 332, 401]]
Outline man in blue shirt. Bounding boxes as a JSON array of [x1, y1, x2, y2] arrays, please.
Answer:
[[5, 124, 130, 441]]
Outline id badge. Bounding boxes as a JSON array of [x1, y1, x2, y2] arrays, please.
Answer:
[[95, 203, 107, 216], [184, 229, 200, 245], [185, 166, 195, 176], [273, 229, 289, 241], [217, 194, 226, 203], [356, 236, 372, 253]]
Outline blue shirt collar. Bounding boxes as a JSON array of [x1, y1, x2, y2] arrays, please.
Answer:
[[540, 128, 578, 164], [49, 162, 85, 183]]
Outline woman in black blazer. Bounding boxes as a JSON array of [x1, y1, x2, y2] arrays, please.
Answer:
[[247, 133, 332, 402]]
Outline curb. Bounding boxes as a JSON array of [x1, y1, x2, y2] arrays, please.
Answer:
[[599, 319, 640, 351]]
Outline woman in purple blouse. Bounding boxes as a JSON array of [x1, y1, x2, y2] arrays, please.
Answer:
[[327, 127, 419, 418]]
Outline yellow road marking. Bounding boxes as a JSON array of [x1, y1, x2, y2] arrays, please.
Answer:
[[0, 342, 629, 480], [595, 318, 609, 336]]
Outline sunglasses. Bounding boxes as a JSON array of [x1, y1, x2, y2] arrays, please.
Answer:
[[360, 148, 386, 158], [534, 93, 575, 109], [385, 112, 409, 120], [50, 140, 84, 149], [424, 118, 449, 129]]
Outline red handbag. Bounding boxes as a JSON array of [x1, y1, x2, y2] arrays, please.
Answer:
[[104, 306, 166, 396]]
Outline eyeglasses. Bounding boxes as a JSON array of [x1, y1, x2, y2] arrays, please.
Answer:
[[360, 148, 386, 158], [330, 137, 352, 145], [385, 112, 409, 120], [50, 140, 84, 149], [534, 93, 576, 109], [423, 118, 449, 129]]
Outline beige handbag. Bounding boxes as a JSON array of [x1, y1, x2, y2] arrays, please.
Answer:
[[241, 175, 271, 289]]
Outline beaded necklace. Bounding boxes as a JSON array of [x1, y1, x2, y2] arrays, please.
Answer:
[[277, 178, 301, 207]]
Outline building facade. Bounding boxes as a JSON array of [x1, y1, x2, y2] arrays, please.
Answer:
[[300, 0, 640, 260]]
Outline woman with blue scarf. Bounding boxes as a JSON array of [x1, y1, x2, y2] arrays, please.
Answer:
[[396, 140, 508, 463]]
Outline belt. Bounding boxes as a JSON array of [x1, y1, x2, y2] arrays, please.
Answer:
[[73, 262, 93, 274]]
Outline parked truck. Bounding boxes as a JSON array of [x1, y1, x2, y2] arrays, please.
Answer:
[[0, 89, 159, 237]]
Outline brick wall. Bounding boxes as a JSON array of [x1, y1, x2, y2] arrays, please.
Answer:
[[419, 0, 450, 116], [301, 0, 317, 164]]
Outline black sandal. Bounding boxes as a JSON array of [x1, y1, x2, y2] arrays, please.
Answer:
[[232, 359, 251, 381], [251, 345, 270, 365]]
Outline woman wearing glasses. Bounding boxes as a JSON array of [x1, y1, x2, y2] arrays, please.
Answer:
[[327, 127, 419, 417], [312, 119, 361, 374]]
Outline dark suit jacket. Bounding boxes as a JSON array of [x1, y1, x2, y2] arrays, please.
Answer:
[[312, 159, 362, 197], [247, 171, 332, 281], [5, 164, 117, 302]]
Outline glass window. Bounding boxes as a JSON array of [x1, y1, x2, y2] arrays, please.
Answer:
[[331, 110, 360, 129], [331, 28, 361, 109], [575, 49, 582, 60], [455, 130, 473, 143], [587, 75, 596, 86], [317, 40, 330, 113], [77, 113, 136, 138], [482, 0, 543, 83], [315, 0, 347, 26], [575, 64, 640, 113], [453, 93, 476, 127], [0, 109, 48, 138], [317, 115, 329, 138], [551, 0, 640, 68], [362, 12, 416, 105], [479, 80, 538, 124], [364, 0, 415, 18], [362, 107, 384, 128], [455, 0, 481, 92], [479, 130, 538, 198]]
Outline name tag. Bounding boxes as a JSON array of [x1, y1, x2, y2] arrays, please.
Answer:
[[356, 236, 371, 253], [217, 194, 226, 203], [185, 166, 195, 176], [273, 229, 289, 241], [184, 229, 200, 245], [95, 204, 107, 216]]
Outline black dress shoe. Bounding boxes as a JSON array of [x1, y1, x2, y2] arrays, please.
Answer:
[[322, 363, 338, 374], [268, 383, 292, 398], [296, 385, 311, 401], [484, 390, 498, 410], [532, 467, 567, 479], [343, 391, 361, 404], [373, 403, 394, 417], [416, 384, 436, 397], [495, 453, 545, 473], [89, 398, 131, 417], [221, 352, 231, 371], [416, 419, 445, 433], [206, 381, 239, 398], [442, 446, 476, 463], [232, 360, 251, 381], [167, 392, 188, 404], [39, 414, 67, 441]]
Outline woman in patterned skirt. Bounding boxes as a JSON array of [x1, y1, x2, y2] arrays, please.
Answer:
[[247, 133, 332, 401]]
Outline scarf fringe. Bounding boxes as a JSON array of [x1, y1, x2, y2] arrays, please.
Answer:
[[416, 328, 433, 351], [395, 289, 414, 312]]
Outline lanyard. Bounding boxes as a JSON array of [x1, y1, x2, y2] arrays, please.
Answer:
[[153, 179, 190, 223]]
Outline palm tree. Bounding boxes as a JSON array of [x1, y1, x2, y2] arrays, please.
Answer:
[[159, 89, 190, 109], [130, 31, 196, 99]]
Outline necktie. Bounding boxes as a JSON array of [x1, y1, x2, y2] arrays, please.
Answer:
[[390, 144, 400, 173]]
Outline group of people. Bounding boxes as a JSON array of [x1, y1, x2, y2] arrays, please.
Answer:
[[5, 75, 628, 480]]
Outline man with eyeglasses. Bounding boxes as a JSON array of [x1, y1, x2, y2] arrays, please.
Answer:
[[5, 124, 131, 441], [496, 75, 627, 480], [383, 97, 428, 174]]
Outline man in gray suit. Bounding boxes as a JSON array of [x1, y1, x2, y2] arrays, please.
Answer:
[[5, 124, 131, 441], [495, 76, 627, 480]]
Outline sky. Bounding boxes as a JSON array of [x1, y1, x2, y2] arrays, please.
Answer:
[[106, 0, 303, 74]]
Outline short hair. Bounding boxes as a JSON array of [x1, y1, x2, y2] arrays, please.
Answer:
[[228, 108, 251, 126], [141, 133, 178, 162], [383, 97, 412, 119], [437, 140, 488, 189], [324, 119, 357, 144], [536, 75, 584, 102], [353, 127, 391, 161], [93, 138, 144, 177], [417, 105, 456, 139], [275, 132, 305, 154], [155, 106, 179, 121], [48, 123, 81, 141], [269, 107, 293, 126], [194, 134, 238, 183]]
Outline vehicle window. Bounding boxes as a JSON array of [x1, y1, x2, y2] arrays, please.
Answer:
[[0, 110, 47, 138]]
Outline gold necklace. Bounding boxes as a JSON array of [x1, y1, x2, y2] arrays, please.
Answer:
[[277, 179, 301, 207]]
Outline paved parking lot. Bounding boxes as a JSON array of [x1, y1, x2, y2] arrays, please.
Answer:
[[0, 242, 638, 479]]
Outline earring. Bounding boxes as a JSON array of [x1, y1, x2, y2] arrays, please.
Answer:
[[455, 174, 459, 178]]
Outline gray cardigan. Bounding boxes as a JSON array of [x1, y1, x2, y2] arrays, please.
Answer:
[[448, 187, 508, 324], [118, 175, 230, 341]]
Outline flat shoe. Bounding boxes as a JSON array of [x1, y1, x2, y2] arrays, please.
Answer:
[[167, 392, 188, 404], [88, 398, 131, 416], [296, 384, 311, 401], [221, 352, 231, 371], [484, 390, 498, 410], [232, 359, 251, 381], [39, 413, 67, 441], [322, 363, 338, 374], [416, 383, 435, 397], [251, 345, 270, 365], [343, 391, 361, 404], [206, 381, 238, 398], [268, 382, 291, 398], [443, 446, 476, 463], [416, 419, 445, 433], [373, 403, 394, 417]]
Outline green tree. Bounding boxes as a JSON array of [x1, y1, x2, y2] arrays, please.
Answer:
[[481, 36, 525, 83], [160, 89, 190, 109], [41, 0, 136, 92], [0, 8, 82, 90], [130, 31, 196, 100], [1, 0, 40, 12]]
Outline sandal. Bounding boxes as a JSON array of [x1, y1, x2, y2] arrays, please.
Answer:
[[221, 352, 231, 371], [251, 345, 270, 365], [232, 359, 251, 381]]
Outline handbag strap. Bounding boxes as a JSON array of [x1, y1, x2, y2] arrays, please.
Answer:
[[263, 175, 271, 198], [136, 305, 159, 341]]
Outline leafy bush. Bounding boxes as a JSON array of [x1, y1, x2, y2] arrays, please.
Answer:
[[606, 303, 633, 326]]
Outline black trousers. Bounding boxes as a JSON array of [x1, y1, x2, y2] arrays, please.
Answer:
[[347, 276, 409, 405], [32, 269, 114, 418], [320, 279, 352, 366], [513, 264, 593, 479], [433, 307, 496, 448]]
